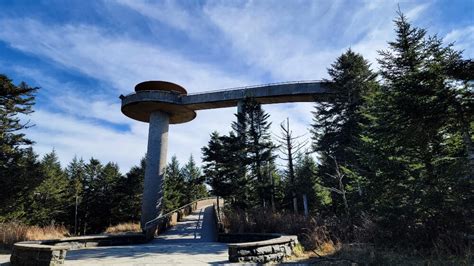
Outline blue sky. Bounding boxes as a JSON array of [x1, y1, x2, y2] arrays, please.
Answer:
[[1, 0, 473, 172]]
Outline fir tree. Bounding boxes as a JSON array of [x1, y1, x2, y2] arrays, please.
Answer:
[[29, 150, 69, 225], [0, 75, 40, 221], [112, 156, 145, 223], [65, 156, 86, 235], [182, 155, 208, 202], [311, 49, 377, 216], [360, 12, 472, 245], [240, 99, 276, 207], [163, 156, 186, 212]]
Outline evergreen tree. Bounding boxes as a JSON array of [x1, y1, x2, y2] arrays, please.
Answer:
[[294, 153, 331, 214], [0, 74, 37, 167], [92, 162, 122, 230], [0, 75, 41, 221], [81, 158, 103, 234], [360, 12, 472, 245], [203, 100, 275, 209], [311, 49, 377, 216], [65, 156, 86, 235], [0, 148, 42, 222], [182, 155, 208, 202], [29, 150, 69, 225], [202, 132, 241, 206], [239, 99, 276, 207], [163, 156, 186, 212], [112, 157, 145, 223]]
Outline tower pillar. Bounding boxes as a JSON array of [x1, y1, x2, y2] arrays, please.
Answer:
[[141, 111, 169, 234]]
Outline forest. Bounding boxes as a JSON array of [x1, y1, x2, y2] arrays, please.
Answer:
[[202, 13, 472, 254], [1, 13, 472, 257]]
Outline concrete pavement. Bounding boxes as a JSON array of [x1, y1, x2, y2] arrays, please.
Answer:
[[65, 205, 228, 265]]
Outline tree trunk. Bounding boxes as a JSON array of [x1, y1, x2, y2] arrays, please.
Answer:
[[303, 194, 308, 217], [292, 192, 298, 214]]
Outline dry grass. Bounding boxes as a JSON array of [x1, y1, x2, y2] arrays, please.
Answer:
[[0, 222, 69, 249], [222, 208, 472, 264], [222, 208, 338, 253], [104, 222, 141, 234]]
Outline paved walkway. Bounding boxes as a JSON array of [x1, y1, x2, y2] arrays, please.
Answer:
[[65, 205, 228, 265]]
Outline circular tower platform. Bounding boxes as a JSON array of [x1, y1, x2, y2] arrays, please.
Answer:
[[121, 81, 196, 124]]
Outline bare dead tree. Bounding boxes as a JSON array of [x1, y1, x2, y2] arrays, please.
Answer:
[[325, 156, 349, 217], [275, 118, 308, 213]]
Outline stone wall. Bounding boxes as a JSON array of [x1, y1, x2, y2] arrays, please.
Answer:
[[227, 235, 298, 263], [10, 234, 147, 266], [11, 244, 68, 266], [212, 205, 299, 263], [10, 197, 218, 265]]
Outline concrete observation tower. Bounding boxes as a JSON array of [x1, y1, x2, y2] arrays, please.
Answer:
[[120, 80, 332, 233]]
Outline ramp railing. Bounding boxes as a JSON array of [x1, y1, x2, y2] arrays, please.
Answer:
[[143, 197, 217, 237]]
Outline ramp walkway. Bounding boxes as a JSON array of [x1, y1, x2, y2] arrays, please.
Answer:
[[65, 205, 228, 265]]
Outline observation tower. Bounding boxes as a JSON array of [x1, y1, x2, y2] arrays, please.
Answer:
[[120, 80, 333, 234]]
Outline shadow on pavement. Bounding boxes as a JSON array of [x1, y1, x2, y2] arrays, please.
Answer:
[[66, 206, 228, 263]]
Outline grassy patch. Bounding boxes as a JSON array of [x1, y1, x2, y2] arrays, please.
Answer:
[[104, 222, 141, 234], [0, 222, 69, 249], [289, 243, 472, 265]]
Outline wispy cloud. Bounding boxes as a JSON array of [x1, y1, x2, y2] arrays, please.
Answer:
[[0, 0, 469, 172], [0, 18, 253, 93], [444, 26, 474, 58]]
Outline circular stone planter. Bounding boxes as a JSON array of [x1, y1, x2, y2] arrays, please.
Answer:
[[220, 233, 299, 263], [10, 233, 146, 266]]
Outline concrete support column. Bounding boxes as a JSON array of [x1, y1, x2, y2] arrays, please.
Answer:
[[141, 111, 169, 231], [237, 99, 245, 115]]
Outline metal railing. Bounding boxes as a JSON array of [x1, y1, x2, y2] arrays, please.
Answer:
[[143, 196, 217, 231], [186, 79, 325, 96], [123, 80, 325, 98]]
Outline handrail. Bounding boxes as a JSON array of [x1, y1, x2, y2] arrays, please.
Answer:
[[124, 80, 326, 97], [186, 79, 325, 96], [143, 196, 217, 231]]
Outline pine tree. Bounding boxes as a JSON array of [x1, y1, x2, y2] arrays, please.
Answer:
[[0, 74, 37, 167], [0, 148, 42, 222], [240, 99, 276, 207], [112, 157, 145, 223], [81, 158, 103, 234], [93, 162, 122, 230], [163, 156, 186, 212], [65, 156, 86, 235], [202, 100, 276, 209], [0, 75, 40, 221], [29, 150, 69, 225], [360, 12, 472, 245], [202, 132, 247, 207], [182, 155, 208, 202], [311, 49, 377, 216], [294, 153, 331, 214]]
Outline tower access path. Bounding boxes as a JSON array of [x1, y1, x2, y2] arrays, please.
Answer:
[[65, 204, 228, 265], [120, 80, 333, 233]]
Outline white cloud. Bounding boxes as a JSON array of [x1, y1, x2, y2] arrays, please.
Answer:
[[0, 18, 253, 93], [30, 110, 147, 171], [405, 3, 430, 20], [1, 0, 452, 173], [203, 1, 432, 79], [444, 26, 474, 58], [114, 0, 206, 37]]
